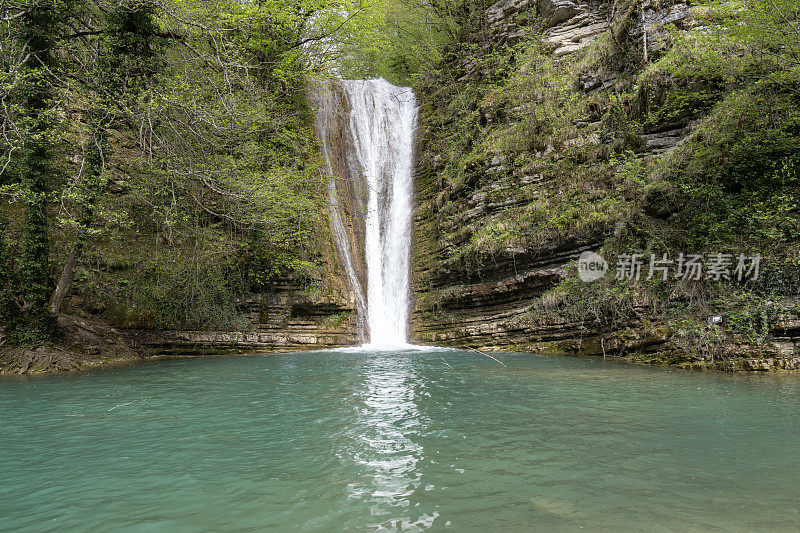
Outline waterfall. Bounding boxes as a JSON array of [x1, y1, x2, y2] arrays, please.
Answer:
[[313, 78, 417, 347], [347, 80, 417, 346]]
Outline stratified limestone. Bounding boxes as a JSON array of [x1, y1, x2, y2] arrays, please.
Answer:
[[409, 0, 800, 370]]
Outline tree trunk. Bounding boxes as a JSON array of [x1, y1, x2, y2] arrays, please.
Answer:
[[49, 127, 106, 316], [50, 244, 79, 316]]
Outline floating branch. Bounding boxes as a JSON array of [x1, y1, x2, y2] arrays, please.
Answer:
[[470, 348, 507, 367]]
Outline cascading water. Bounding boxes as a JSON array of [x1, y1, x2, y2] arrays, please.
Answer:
[[347, 80, 416, 346], [313, 78, 417, 347]]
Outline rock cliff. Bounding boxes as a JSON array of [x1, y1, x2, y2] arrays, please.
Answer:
[[409, 0, 800, 370]]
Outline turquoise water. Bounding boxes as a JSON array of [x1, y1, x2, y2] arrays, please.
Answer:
[[2, 349, 799, 532]]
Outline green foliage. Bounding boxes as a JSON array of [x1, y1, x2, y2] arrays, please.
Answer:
[[721, 289, 790, 345], [303, 0, 490, 85], [651, 87, 800, 249], [0, 0, 340, 338], [87, 0, 335, 328], [101, 0, 164, 93], [533, 273, 641, 331], [0, 211, 20, 333], [0, 1, 79, 343], [115, 246, 243, 330], [338, 0, 461, 84]]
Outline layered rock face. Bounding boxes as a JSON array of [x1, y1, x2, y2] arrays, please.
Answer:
[[2, 276, 358, 373], [411, 0, 666, 350], [410, 159, 608, 353], [408, 0, 800, 369], [127, 279, 358, 354]]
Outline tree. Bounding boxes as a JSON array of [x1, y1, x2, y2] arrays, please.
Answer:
[[4, 1, 78, 342]]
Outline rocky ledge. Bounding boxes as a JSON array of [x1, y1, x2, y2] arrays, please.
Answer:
[[1, 280, 357, 374]]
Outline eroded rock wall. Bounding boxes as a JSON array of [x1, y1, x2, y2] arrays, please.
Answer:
[[128, 278, 358, 354], [409, 0, 800, 369]]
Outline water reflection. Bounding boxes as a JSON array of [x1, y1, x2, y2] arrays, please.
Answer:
[[343, 353, 436, 530]]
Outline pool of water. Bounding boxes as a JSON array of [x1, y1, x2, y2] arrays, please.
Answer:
[[2, 349, 799, 531]]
